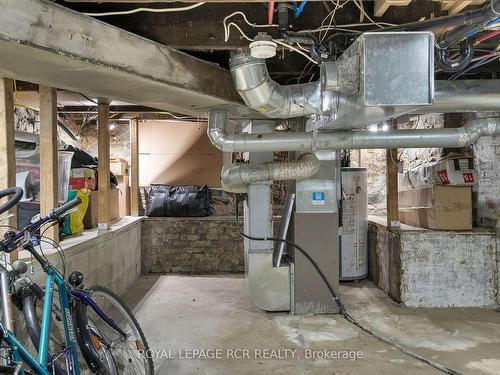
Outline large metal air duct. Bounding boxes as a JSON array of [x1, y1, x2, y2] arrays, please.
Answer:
[[230, 53, 322, 118], [221, 153, 319, 192], [208, 110, 500, 152], [230, 41, 500, 130]]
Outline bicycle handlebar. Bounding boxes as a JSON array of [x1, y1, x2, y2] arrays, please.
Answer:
[[0, 187, 23, 215], [51, 197, 82, 219]]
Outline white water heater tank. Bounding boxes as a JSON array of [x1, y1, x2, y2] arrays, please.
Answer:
[[340, 168, 368, 280]]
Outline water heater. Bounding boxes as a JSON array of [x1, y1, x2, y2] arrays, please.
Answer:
[[340, 168, 368, 281]]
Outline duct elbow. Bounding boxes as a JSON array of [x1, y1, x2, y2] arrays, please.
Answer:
[[207, 109, 231, 151], [458, 118, 500, 146], [230, 52, 321, 119]]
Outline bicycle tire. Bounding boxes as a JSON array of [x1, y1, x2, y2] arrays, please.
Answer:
[[73, 294, 118, 375], [83, 285, 154, 375]]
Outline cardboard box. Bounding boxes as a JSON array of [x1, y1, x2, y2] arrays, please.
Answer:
[[69, 168, 97, 191], [432, 157, 476, 186], [83, 188, 119, 229], [116, 175, 130, 217], [398, 186, 472, 230], [400, 157, 476, 191], [110, 159, 128, 176]]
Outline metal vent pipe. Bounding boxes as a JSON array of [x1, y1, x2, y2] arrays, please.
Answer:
[[208, 110, 500, 152], [230, 51, 500, 124], [230, 53, 322, 118], [221, 153, 319, 192]]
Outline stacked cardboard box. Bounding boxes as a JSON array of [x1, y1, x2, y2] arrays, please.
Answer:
[[69, 167, 97, 191], [399, 156, 476, 190], [398, 186, 472, 230]]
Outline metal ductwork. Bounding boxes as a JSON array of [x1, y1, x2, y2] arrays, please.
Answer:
[[230, 53, 322, 119], [230, 32, 500, 130], [208, 110, 500, 152], [221, 153, 319, 193]]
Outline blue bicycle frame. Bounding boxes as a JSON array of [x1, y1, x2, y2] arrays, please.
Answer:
[[1, 264, 81, 375], [0, 199, 126, 374]]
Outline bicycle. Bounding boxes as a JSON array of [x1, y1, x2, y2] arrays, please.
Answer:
[[0, 187, 153, 374]]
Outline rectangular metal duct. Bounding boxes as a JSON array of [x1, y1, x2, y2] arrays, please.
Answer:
[[0, 0, 256, 118], [316, 32, 435, 129]]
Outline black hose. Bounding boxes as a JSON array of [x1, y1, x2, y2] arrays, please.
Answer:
[[235, 204, 463, 375], [436, 38, 475, 72], [381, 0, 499, 32]]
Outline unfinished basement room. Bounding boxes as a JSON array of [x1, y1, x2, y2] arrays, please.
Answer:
[[0, 0, 500, 374]]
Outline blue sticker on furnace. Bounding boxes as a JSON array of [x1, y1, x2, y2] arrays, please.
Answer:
[[312, 192, 326, 205]]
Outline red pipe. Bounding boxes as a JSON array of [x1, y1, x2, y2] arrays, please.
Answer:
[[475, 29, 500, 45], [268, 1, 275, 25]]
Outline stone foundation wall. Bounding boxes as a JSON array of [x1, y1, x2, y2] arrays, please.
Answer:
[[141, 217, 244, 274], [368, 219, 498, 308]]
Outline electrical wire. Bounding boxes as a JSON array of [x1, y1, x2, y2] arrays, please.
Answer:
[[79, 93, 98, 105], [224, 21, 318, 64], [352, 0, 388, 28], [222, 8, 391, 64], [450, 54, 500, 80], [274, 40, 319, 64], [83, 2, 206, 17], [475, 30, 500, 45], [235, 204, 463, 375], [319, 0, 347, 43], [223, 11, 278, 42], [296, 22, 395, 34]]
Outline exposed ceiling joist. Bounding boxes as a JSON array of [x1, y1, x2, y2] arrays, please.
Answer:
[[62, 0, 321, 2]]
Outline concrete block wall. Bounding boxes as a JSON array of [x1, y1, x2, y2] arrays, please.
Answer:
[[24, 218, 142, 297], [368, 220, 498, 308], [141, 217, 244, 274]]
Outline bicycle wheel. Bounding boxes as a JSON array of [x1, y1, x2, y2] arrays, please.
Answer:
[[22, 284, 115, 375], [83, 285, 154, 375]]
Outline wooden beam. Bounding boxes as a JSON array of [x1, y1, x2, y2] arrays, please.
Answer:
[[130, 119, 140, 217], [0, 78, 17, 260], [386, 125, 400, 228], [98, 100, 111, 230], [64, 0, 320, 2], [436, 0, 486, 14], [374, 0, 413, 16], [39, 86, 59, 242]]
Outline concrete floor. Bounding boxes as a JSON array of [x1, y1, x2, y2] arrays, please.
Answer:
[[123, 275, 500, 375]]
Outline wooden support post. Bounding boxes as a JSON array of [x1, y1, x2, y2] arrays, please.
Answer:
[[386, 122, 400, 228], [0, 78, 17, 260], [98, 100, 111, 230], [130, 119, 140, 216], [39, 86, 59, 242], [358, 149, 367, 168]]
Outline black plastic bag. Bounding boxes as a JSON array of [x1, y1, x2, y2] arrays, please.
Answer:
[[147, 185, 212, 217]]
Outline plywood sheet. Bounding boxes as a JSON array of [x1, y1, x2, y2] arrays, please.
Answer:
[[139, 121, 222, 187]]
